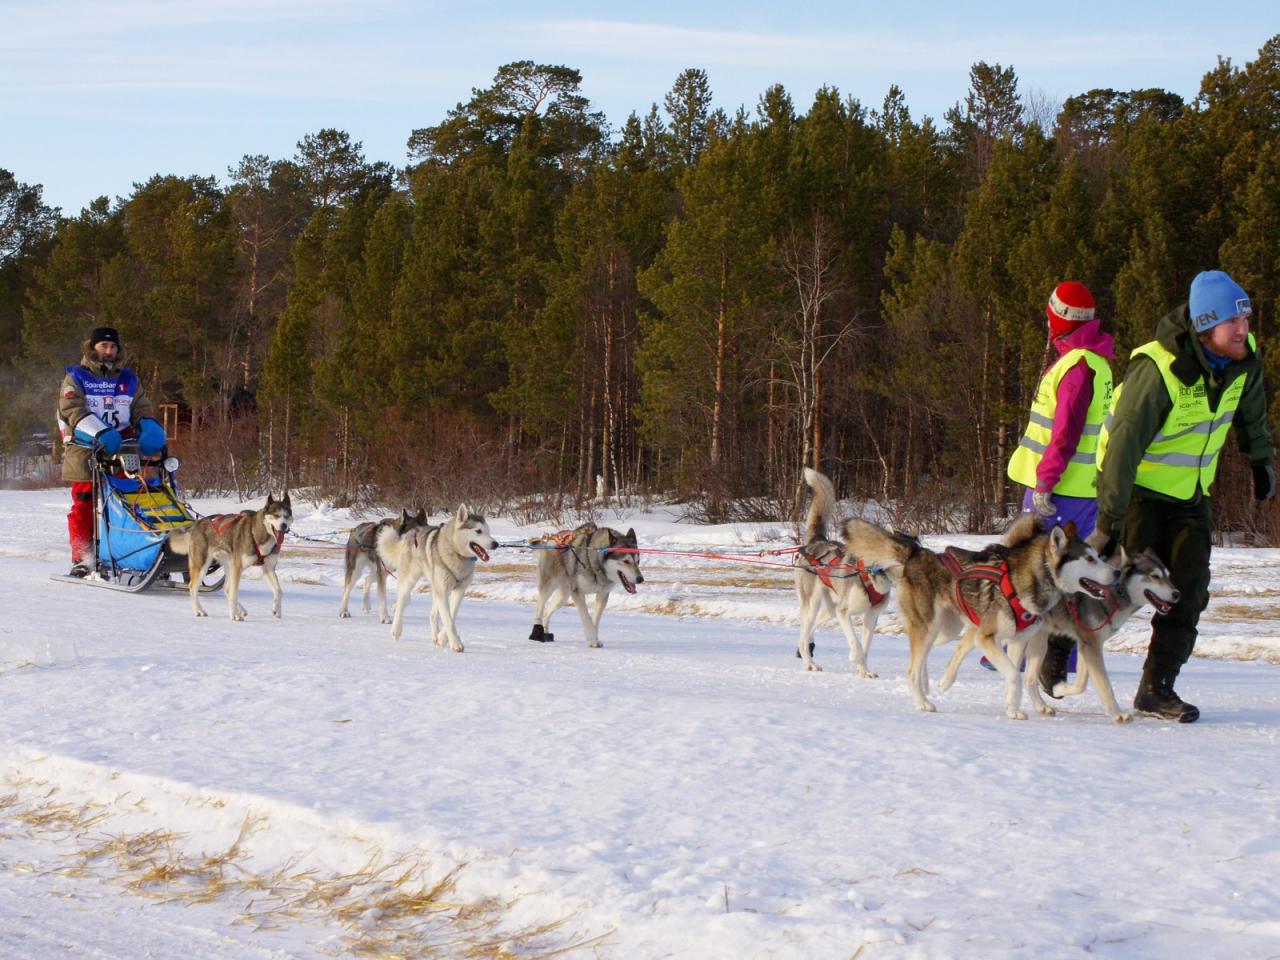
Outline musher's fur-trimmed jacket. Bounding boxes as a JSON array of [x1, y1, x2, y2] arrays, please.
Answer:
[[57, 346, 156, 483]]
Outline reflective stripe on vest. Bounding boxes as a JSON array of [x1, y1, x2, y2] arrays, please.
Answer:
[[1007, 348, 1113, 497], [1097, 337, 1251, 499]]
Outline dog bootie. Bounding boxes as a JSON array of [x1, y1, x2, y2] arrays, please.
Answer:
[[529, 624, 554, 643], [1133, 672, 1199, 723]]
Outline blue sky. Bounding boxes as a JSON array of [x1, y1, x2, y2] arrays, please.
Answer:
[[4, 0, 1276, 215]]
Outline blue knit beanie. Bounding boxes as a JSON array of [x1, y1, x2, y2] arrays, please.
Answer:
[[1189, 271, 1251, 333]]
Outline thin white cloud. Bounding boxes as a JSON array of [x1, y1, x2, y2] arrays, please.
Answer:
[[0, 0, 408, 49], [529, 19, 1217, 73]]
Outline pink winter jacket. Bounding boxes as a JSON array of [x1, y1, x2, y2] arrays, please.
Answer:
[[1034, 320, 1116, 494]]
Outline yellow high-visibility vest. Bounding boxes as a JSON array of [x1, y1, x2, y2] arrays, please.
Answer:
[[1008, 349, 1113, 496], [1097, 337, 1252, 498]]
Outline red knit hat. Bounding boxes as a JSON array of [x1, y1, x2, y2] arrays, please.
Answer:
[[1046, 281, 1096, 339]]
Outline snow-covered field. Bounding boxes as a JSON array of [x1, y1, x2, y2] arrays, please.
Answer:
[[1, 488, 1279, 960]]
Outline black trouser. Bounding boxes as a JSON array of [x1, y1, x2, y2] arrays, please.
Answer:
[[1119, 494, 1213, 678]]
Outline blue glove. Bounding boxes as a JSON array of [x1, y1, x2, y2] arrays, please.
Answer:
[[137, 418, 166, 456], [97, 428, 122, 455]]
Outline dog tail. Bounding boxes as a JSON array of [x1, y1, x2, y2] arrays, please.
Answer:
[[375, 523, 401, 567], [802, 467, 836, 543], [167, 530, 191, 555], [1000, 513, 1043, 547], [842, 518, 916, 570]]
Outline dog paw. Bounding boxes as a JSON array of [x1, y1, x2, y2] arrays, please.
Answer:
[[1037, 704, 1056, 717], [195, 609, 207, 618], [1114, 712, 1133, 724], [1007, 708, 1028, 720], [380, 616, 392, 625], [339, 610, 351, 619], [451, 642, 465, 653], [805, 662, 822, 672], [917, 701, 937, 713], [858, 669, 878, 679], [1052, 681, 1073, 698]]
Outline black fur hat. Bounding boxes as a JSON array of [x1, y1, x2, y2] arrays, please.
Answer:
[[88, 326, 120, 347]]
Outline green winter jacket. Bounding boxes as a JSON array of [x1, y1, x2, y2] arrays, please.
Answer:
[[1094, 304, 1272, 539]]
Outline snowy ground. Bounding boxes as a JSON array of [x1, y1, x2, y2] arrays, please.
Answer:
[[1, 488, 1279, 960]]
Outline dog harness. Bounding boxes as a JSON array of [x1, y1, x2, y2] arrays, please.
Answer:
[[939, 550, 1040, 632], [1065, 582, 1126, 635], [207, 514, 285, 567], [801, 550, 889, 607]]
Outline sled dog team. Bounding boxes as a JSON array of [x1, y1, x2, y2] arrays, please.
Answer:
[[172, 471, 1177, 722], [170, 493, 645, 657]]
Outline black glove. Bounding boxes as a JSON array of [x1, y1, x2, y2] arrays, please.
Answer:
[[1253, 463, 1276, 502]]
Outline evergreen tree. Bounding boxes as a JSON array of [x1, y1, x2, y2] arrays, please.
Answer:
[[637, 132, 772, 489], [664, 68, 714, 168], [224, 155, 309, 400]]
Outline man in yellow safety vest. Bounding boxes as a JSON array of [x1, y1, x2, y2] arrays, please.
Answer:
[[1094, 270, 1274, 722]]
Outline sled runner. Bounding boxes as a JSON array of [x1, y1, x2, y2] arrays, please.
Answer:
[[51, 441, 225, 594]]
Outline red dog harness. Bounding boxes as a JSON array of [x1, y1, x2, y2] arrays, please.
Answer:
[[207, 514, 285, 567], [939, 551, 1040, 632], [801, 551, 889, 608]]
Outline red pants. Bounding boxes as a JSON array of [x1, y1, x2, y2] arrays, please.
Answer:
[[68, 482, 94, 561]]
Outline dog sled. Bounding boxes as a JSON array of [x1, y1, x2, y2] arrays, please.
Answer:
[[50, 440, 225, 594]]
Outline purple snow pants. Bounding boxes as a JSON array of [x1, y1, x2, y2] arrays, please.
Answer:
[[1020, 488, 1098, 539]]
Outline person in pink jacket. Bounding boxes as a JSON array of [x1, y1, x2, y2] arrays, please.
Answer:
[[1015, 282, 1116, 536], [1006, 281, 1115, 690]]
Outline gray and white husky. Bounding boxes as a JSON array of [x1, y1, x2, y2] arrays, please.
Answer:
[[167, 492, 293, 621], [936, 547, 1180, 723], [848, 515, 1116, 719], [793, 468, 891, 677], [528, 522, 644, 647], [338, 508, 429, 622], [388, 504, 498, 652]]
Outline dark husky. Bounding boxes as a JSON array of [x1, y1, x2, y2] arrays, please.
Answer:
[[167, 492, 293, 621], [528, 522, 644, 648], [338, 508, 429, 623], [793, 468, 891, 677], [848, 515, 1116, 719]]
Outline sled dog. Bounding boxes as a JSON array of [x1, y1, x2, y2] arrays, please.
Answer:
[[167, 492, 293, 621], [389, 504, 497, 652], [936, 547, 1179, 723], [793, 468, 891, 677], [848, 515, 1115, 719], [338, 508, 429, 622], [528, 522, 644, 647]]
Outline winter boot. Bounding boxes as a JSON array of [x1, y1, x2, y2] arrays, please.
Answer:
[[529, 624, 554, 643], [1133, 671, 1200, 723], [1039, 634, 1075, 699], [68, 560, 92, 578]]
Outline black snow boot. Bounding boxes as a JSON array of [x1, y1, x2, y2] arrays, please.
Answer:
[[529, 624, 554, 643], [1133, 671, 1200, 723], [1039, 634, 1074, 699], [68, 560, 92, 578]]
